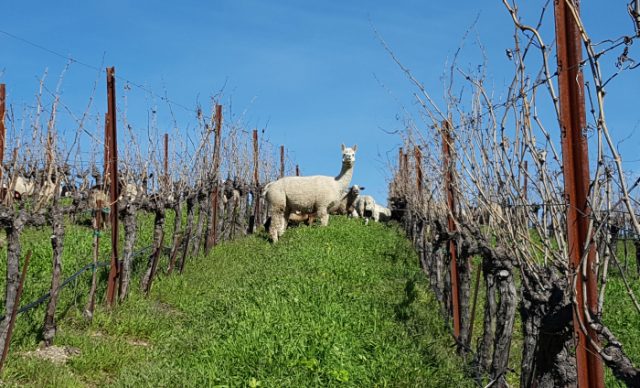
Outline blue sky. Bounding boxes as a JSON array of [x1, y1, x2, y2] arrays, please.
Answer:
[[2, 1, 639, 203]]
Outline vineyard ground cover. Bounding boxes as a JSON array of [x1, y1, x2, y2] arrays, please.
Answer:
[[0, 209, 174, 350], [0, 216, 474, 387], [602, 239, 640, 386]]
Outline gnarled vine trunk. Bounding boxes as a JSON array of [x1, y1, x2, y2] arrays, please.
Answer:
[[0, 210, 27, 354], [43, 197, 64, 346], [141, 204, 166, 293], [520, 266, 577, 388], [119, 201, 138, 301]]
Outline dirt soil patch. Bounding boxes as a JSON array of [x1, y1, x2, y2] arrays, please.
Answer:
[[23, 345, 81, 365]]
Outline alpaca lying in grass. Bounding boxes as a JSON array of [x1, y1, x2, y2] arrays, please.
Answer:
[[263, 144, 357, 242]]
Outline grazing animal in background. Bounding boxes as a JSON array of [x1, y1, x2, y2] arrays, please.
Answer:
[[283, 184, 364, 227], [354, 194, 376, 221], [222, 177, 246, 204], [472, 202, 505, 225], [372, 203, 392, 222], [88, 186, 109, 229], [330, 184, 364, 216], [287, 210, 316, 226], [263, 144, 357, 242], [13, 176, 36, 198], [354, 194, 391, 223]]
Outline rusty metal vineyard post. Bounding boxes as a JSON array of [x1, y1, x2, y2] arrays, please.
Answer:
[[554, 1, 604, 386], [442, 120, 461, 340], [206, 104, 223, 253], [103, 113, 110, 188], [105, 67, 120, 307]]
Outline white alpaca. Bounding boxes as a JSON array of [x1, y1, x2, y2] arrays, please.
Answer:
[[354, 195, 391, 223], [12, 176, 35, 197], [263, 144, 357, 242], [354, 194, 376, 220], [330, 184, 364, 216], [286, 184, 364, 226], [372, 203, 392, 222]]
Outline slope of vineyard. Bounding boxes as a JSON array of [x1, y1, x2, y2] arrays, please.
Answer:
[[1, 217, 474, 387]]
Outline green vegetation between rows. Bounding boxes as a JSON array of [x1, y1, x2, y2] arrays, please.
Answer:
[[0, 216, 474, 387]]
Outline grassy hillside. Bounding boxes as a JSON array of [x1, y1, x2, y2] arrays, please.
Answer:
[[0, 217, 474, 387]]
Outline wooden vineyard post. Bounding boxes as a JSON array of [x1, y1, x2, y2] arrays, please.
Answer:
[[280, 145, 285, 178], [0, 84, 5, 201], [414, 146, 422, 196], [163, 133, 169, 187], [554, 1, 604, 386], [249, 129, 261, 233], [402, 151, 409, 197], [442, 120, 461, 340]]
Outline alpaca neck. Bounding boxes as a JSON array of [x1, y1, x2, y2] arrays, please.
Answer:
[[335, 161, 354, 190]]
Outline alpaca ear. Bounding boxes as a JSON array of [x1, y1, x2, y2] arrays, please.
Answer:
[[352, 144, 357, 152], [341, 144, 345, 151]]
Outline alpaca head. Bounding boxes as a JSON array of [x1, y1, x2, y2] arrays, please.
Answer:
[[350, 185, 364, 195], [341, 144, 357, 166]]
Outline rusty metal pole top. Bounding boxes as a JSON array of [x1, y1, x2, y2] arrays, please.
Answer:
[[213, 104, 223, 172]]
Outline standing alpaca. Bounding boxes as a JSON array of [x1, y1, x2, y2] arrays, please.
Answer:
[[263, 144, 357, 242]]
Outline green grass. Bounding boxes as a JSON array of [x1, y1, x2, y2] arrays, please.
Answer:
[[602, 239, 640, 387], [0, 216, 473, 387]]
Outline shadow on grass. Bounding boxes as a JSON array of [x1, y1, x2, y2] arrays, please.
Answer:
[[394, 278, 418, 322]]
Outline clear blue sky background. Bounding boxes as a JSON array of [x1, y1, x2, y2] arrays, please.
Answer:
[[2, 1, 639, 203]]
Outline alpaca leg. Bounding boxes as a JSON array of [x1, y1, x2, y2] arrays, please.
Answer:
[[277, 217, 287, 238], [269, 212, 283, 242], [318, 208, 329, 226], [278, 210, 289, 237]]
